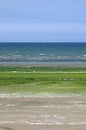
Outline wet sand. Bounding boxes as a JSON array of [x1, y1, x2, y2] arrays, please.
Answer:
[[0, 95, 86, 130], [0, 62, 86, 67]]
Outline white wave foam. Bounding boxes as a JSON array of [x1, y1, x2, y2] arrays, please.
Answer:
[[69, 122, 86, 125], [0, 121, 64, 125], [39, 53, 48, 56], [0, 93, 81, 98], [1, 120, 86, 125]]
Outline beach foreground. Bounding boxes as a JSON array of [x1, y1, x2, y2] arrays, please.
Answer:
[[0, 66, 86, 130], [0, 95, 86, 130]]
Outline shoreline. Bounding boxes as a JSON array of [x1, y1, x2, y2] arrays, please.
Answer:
[[0, 62, 86, 67], [0, 93, 85, 99], [0, 95, 86, 130]]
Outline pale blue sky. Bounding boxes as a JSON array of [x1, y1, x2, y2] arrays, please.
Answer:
[[0, 0, 86, 42]]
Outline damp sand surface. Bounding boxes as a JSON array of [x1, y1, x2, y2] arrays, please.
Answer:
[[0, 95, 86, 130]]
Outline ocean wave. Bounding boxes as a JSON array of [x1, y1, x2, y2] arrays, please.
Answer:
[[39, 53, 48, 56], [0, 54, 86, 62]]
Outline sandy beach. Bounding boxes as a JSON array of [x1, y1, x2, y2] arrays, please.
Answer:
[[0, 62, 86, 68], [0, 62, 86, 129], [0, 95, 86, 130]]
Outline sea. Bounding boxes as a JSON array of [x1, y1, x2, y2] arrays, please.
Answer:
[[0, 42, 86, 63]]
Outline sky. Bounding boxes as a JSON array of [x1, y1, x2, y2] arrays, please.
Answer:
[[0, 0, 86, 42]]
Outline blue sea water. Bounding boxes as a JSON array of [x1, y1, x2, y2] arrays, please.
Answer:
[[0, 42, 86, 63]]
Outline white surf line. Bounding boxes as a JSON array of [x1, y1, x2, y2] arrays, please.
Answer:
[[1, 114, 66, 118], [0, 121, 86, 125], [40, 105, 70, 108], [0, 121, 64, 125], [4, 104, 70, 108], [0, 93, 82, 98], [1, 114, 86, 117], [69, 122, 86, 125], [18, 105, 70, 108], [0, 71, 86, 73]]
